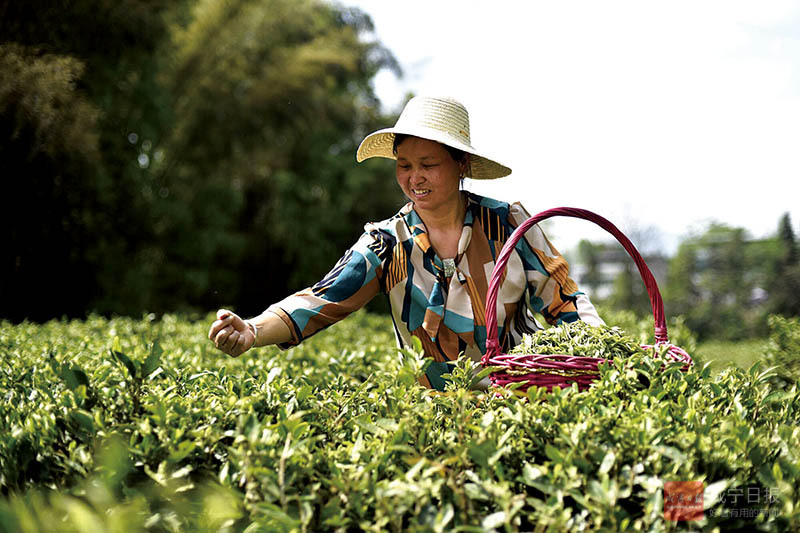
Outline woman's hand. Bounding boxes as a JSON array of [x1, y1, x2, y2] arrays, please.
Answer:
[[208, 309, 255, 357]]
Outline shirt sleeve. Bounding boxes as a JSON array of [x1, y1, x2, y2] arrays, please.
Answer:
[[267, 229, 390, 349], [507, 202, 604, 327]]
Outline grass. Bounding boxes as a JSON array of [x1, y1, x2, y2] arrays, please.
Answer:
[[695, 337, 769, 373]]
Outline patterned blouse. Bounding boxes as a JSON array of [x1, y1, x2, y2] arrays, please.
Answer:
[[268, 192, 603, 390]]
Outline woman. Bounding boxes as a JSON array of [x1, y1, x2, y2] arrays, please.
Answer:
[[208, 96, 603, 390]]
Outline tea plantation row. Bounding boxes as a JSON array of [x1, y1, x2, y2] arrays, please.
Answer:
[[1, 312, 799, 532]]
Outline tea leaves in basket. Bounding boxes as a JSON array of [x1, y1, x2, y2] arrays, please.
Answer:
[[509, 321, 649, 359]]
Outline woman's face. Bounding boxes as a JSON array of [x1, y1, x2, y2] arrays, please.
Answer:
[[395, 137, 466, 214]]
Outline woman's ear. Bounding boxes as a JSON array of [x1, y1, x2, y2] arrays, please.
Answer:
[[461, 154, 471, 177]]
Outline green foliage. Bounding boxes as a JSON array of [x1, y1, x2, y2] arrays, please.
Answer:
[[577, 224, 667, 319], [1, 0, 402, 321], [160, 0, 404, 314], [0, 44, 100, 161], [662, 222, 777, 341], [764, 315, 800, 389], [576, 240, 604, 296], [606, 262, 654, 318], [776, 213, 798, 266], [1, 0, 179, 321], [695, 338, 767, 374], [2, 313, 799, 531], [589, 215, 799, 344], [0, 0, 171, 60], [440, 354, 494, 392], [597, 307, 698, 359], [767, 213, 800, 318], [0, 43, 105, 320]]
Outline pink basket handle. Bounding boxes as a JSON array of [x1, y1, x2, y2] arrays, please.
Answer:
[[483, 207, 668, 363]]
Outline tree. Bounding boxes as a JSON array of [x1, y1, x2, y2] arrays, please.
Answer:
[[577, 240, 604, 296], [607, 262, 651, 316], [664, 223, 761, 340], [0, 44, 103, 320], [664, 242, 700, 315], [1, 0, 402, 320], [0, 0, 177, 320], [767, 213, 800, 317], [777, 213, 798, 266], [156, 0, 404, 315], [605, 222, 665, 317]]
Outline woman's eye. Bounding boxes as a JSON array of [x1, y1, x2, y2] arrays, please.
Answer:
[[422, 164, 438, 169]]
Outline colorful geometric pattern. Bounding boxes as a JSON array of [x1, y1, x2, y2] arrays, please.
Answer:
[[269, 192, 603, 390]]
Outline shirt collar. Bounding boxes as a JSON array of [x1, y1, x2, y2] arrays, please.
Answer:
[[398, 192, 482, 270], [401, 191, 480, 236]]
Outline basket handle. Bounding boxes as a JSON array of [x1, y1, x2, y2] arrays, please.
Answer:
[[483, 207, 667, 363]]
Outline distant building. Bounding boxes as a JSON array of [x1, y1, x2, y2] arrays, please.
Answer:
[[570, 242, 668, 301]]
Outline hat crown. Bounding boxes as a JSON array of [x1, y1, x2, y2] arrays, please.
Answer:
[[355, 95, 511, 179], [395, 96, 471, 146]]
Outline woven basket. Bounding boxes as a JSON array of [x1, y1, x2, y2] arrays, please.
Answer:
[[481, 207, 692, 393]]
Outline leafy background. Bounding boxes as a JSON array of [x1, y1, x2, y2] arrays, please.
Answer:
[[1, 0, 403, 322]]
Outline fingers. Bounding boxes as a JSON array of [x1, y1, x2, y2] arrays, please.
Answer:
[[220, 328, 253, 357], [212, 323, 241, 356], [221, 329, 240, 353], [231, 330, 253, 357], [216, 309, 247, 331], [208, 312, 234, 341], [209, 309, 254, 357]]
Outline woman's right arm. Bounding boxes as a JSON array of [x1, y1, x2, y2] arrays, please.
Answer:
[[208, 308, 291, 357], [208, 228, 391, 357]]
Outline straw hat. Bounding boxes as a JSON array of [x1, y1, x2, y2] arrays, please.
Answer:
[[356, 96, 512, 180]]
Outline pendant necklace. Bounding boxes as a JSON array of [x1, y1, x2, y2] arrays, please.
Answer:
[[443, 258, 456, 278]]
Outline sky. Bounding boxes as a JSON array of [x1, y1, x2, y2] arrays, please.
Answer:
[[344, 0, 800, 255]]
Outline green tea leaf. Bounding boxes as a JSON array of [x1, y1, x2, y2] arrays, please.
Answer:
[[599, 450, 616, 475], [482, 511, 506, 529], [110, 349, 137, 379], [143, 341, 162, 377]]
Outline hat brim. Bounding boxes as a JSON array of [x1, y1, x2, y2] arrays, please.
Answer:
[[356, 126, 512, 180]]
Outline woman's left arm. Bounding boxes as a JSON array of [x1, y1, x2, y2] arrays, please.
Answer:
[[508, 202, 605, 327]]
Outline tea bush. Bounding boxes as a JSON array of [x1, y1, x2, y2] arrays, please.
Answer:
[[596, 307, 699, 360], [1, 311, 798, 532], [765, 315, 800, 389]]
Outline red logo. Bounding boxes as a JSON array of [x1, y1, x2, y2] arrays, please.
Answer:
[[664, 481, 704, 521]]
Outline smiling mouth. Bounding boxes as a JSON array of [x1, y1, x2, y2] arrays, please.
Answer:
[[412, 189, 431, 197]]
